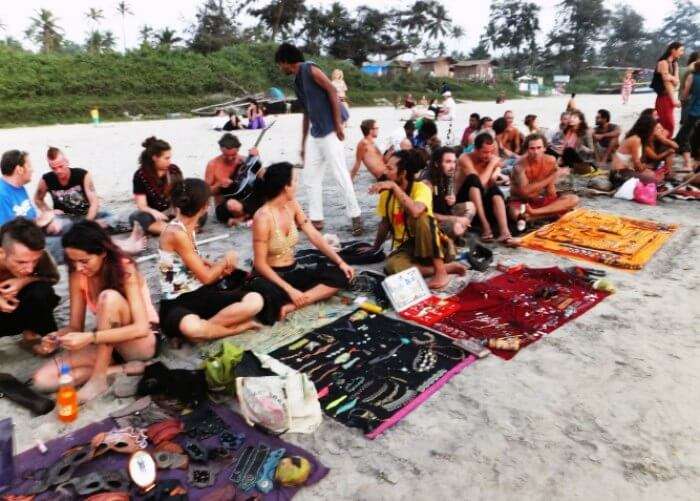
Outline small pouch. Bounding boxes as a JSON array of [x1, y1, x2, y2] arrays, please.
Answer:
[[146, 420, 183, 446]]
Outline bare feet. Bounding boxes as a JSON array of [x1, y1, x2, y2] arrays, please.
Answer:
[[231, 320, 263, 335], [496, 234, 521, 247], [114, 223, 146, 255], [428, 273, 451, 290], [480, 229, 494, 242], [77, 375, 109, 403], [279, 303, 297, 320], [445, 262, 468, 275], [107, 360, 147, 377]]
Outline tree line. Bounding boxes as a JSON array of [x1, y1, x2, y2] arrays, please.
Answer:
[[1, 0, 698, 74]]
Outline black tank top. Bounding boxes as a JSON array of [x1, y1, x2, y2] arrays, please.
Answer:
[[42, 168, 90, 216], [651, 59, 678, 96]]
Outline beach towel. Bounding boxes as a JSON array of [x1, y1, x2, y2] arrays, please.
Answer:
[[518, 208, 677, 270], [431, 266, 610, 360], [8, 403, 328, 500], [269, 310, 476, 438]]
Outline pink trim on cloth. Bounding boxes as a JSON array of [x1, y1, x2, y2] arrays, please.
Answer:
[[365, 354, 478, 439]]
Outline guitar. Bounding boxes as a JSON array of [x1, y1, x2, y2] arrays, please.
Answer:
[[229, 120, 276, 197]]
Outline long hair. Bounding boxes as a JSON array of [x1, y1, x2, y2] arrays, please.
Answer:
[[564, 109, 589, 138], [626, 114, 657, 147], [385, 149, 427, 232], [61, 221, 132, 297], [138, 136, 179, 197], [427, 147, 456, 196], [659, 41, 683, 62]]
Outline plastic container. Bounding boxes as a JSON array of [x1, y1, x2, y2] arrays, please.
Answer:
[[56, 364, 78, 423]]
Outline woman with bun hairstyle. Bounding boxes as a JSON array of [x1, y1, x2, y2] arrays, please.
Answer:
[[158, 178, 264, 341], [32, 220, 158, 402], [370, 149, 467, 289], [246, 162, 354, 324], [129, 137, 184, 235]]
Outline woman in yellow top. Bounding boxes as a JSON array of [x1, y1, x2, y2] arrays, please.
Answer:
[[370, 150, 467, 289], [246, 162, 354, 324]]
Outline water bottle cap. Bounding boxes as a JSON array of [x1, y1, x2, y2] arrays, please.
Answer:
[[60, 364, 71, 375]]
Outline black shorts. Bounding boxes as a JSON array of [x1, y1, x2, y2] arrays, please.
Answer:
[[458, 174, 504, 227], [245, 261, 349, 325], [214, 191, 265, 223], [159, 271, 249, 338]]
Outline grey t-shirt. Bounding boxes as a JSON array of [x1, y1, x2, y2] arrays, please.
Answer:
[[294, 62, 349, 138]]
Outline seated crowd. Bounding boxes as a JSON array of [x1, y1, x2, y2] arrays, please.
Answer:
[[1, 41, 697, 402]]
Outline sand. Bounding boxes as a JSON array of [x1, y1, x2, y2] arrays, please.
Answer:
[[1, 93, 699, 500]]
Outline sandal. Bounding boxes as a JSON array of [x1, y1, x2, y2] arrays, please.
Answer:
[[480, 232, 494, 242]]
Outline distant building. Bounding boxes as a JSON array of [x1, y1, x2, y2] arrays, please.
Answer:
[[386, 60, 412, 78], [451, 60, 493, 81], [414, 57, 456, 78], [361, 62, 389, 76]]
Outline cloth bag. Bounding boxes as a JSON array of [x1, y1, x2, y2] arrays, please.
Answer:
[[613, 177, 639, 200], [633, 181, 657, 205], [203, 341, 244, 394], [235, 372, 322, 435]]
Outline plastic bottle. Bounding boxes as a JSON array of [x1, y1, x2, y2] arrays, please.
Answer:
[[56, 364, 78, 423]]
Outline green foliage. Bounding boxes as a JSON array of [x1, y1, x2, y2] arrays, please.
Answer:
[[0, 43, 513, 127]]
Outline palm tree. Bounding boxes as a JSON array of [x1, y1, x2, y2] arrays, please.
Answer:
[[116, 1, 133, 52], [138, 24, 153, 48], [25, 9, 63, 53], [86, 7, 104, 26], [85, 30, 116, 54], [424, 1, 451, 40], [155, 28, 182, 50], [0, 18, 6, 32]]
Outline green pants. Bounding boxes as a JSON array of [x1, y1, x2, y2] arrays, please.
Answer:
[[386, 213, 454, 275]]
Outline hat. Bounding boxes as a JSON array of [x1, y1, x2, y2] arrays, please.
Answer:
[[443, 91, 452, 97]]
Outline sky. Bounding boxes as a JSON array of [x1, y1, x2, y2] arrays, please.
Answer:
[[0, 0, 678, 55]]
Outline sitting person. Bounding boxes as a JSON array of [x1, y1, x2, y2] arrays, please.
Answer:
[[427, 98, 442, 119], [404, 94, 416, 109], [351, 119, 387, 181], [546, 111, 571, 157], [423, 146, 475, 242], [210, 109, 228, 131], [414, 119, 440, 151], [246, 162, 354, 324], [469, 116, 495, 146], [35, 148, 145, 257], [370, 149, 467, 289], [223, 111, 242, 131], [33, 221, 157, 402], [205, 133, 264, 226], [610, 114, 658, 189], [494, 117, 519, 170], [558, 110, 595, 172], [592, 110, 621, 165], [246, 100, 266, 130], [461, 113, 481, 150], [458, 134, 514, 244], [158, 178, 263, 341], [509, 133, 579, 224], [130, 137, 184, 235], [0, 218, 60, 354], [387, 120, 416, 154], [502, 110, 523, 154]]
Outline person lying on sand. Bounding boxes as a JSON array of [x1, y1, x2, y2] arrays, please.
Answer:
[[158, 178, 263, 342], [33, 221, 157, 403], [351, 119, 388, 181], [370, 149, 466, 290], [509, 133, 579, 226]]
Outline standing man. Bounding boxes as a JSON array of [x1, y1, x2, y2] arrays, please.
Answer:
[[275, 43, 363, 235], [0, 217, 60, 354], [592, 110, 621, 165], [351, 119, 387, 181]]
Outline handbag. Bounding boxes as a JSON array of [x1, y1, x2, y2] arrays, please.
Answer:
[[0, 373, 55, 416], [633, 181, 657, 205]]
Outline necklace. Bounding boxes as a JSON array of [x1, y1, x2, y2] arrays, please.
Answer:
[[412, 346, 438, 372], [362, 383, 388, 404]]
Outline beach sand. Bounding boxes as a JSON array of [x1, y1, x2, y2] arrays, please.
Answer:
[[1, 93, 699, 500]]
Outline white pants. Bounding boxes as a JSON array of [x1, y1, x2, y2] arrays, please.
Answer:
[[303, 132, 361, 221]]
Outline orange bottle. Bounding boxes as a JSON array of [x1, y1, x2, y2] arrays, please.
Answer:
[[56, 364, 78, 423]]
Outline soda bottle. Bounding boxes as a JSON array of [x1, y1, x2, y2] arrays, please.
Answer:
[[56, 364, 78, 423]]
